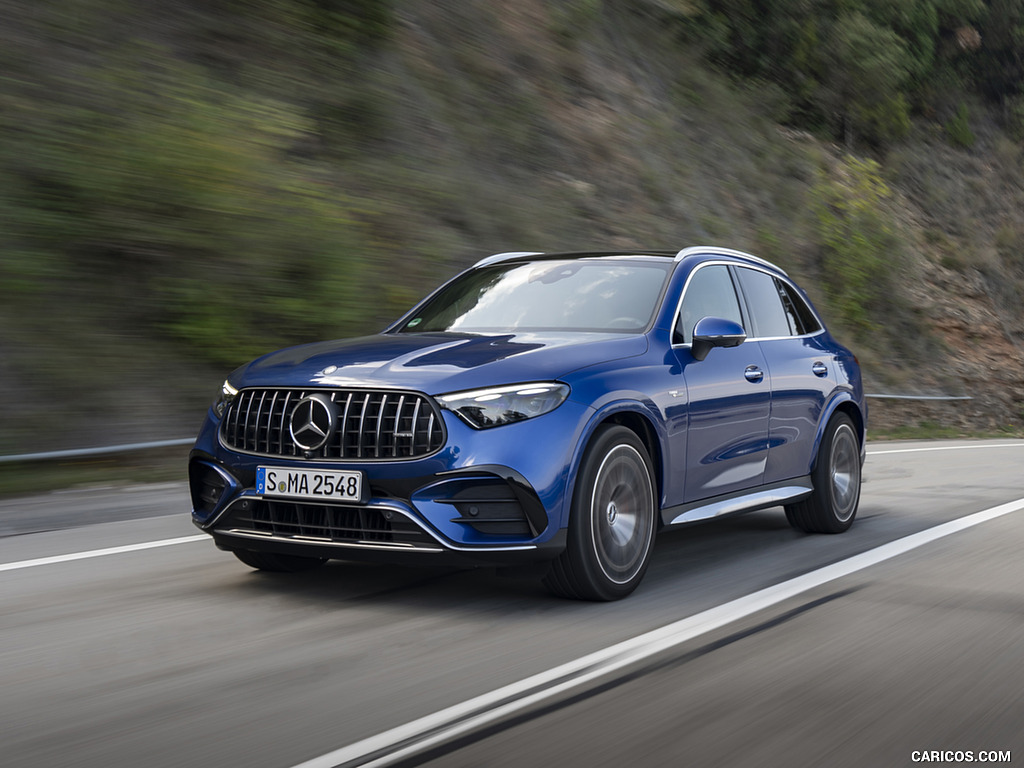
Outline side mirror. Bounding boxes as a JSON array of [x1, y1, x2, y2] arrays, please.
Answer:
[[691, 316, 747, 361]]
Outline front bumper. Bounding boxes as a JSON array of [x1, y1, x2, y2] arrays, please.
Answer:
[[189, 401, 591, 565]]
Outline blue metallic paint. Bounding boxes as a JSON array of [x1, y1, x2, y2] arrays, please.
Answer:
[[236, 332, 649, 394], [189, 249, 865, 568]]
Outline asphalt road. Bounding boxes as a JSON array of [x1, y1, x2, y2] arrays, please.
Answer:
[[2, 440, 1023, 768]]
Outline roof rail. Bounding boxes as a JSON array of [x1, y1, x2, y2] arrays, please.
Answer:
[[470, 247, 787, 274], [673, 246, 787, 276], [472, 251, 545, 269]]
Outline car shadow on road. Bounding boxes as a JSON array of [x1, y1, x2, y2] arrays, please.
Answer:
[[206, 506, 859, 613]]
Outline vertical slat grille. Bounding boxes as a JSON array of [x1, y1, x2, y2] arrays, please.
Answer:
[[221, 388, 446, 460]]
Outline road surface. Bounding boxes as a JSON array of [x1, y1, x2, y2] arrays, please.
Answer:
[[1, 440, 1022, 767]]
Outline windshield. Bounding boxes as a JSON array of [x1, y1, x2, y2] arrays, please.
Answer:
[[396, 258, 673, 334]]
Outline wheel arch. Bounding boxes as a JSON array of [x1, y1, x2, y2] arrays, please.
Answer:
[[545, 411, 661, 599], [810, 394, 866, 473], [604, 410, 662, 499], [561, 402, 665, 529]]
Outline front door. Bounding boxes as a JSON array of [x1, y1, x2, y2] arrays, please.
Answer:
[[672, 263, 771, 503], [678, 342, 771, 502]]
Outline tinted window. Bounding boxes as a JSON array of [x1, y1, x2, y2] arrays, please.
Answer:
[[736, 267, 794, 338], [398, 259, 673, 333], [778, 280, 822, 335], [676, 265, 744, 344]]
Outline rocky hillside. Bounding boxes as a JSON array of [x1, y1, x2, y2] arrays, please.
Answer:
[[1, 0, 1023, 454]]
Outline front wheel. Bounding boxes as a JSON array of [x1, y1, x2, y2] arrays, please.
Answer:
[[543, 425, 657, 601], [785, 413, 861, 534]]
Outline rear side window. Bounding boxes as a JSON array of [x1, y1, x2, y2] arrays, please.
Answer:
[[675, 265, 744, 344], [736, 267, 823, 338], [777, 280, 822, 335], [735, 267, 793, 338]]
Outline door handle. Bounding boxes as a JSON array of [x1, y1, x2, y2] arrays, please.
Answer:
[[812, 362, 828, 377], [744, 365, 764, 383]]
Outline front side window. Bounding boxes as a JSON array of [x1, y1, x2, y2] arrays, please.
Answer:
[[675, 265, 744, 344], [397, 258, 673, 334]]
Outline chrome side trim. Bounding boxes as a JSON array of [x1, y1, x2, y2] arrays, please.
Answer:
[[669, 259, 826, 349], [666, 484, 812, 526], [671, 329, 826, 351]]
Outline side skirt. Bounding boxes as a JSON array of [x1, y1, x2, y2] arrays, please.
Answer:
[[661, 478, 813, 528]]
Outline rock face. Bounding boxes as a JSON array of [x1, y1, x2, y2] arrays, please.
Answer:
[[870, 252, 1024, 434]]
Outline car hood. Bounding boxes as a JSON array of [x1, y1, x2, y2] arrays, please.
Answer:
[[235, 332, 648, 393]]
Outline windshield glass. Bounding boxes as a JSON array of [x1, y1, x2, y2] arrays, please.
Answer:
[[396, 258, 673, 334]]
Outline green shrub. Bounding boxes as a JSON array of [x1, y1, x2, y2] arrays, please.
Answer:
[[812, 156, 901, 337], [1004, 95, 1024, 143], [854, 92, 912, 144], [824, 12, 913, 145], [945, 102, 975, 148], [0, 52, 375, 366]]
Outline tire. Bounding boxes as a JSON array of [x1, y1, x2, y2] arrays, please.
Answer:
[[232, 549, 328, 573], [785, 413, 861, 534], [543, 425, 657, 601]]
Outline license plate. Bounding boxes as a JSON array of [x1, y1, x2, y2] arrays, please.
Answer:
[[257, 466, 363, 502]]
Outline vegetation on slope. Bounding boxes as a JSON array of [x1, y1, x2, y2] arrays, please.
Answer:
[[1, 0, 1023, 455]]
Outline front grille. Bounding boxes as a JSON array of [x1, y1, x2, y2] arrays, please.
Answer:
[[219, 500, 436, 547], [221, 388, 446, 460]]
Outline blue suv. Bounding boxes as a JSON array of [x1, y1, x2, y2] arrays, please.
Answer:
[[189, 247, 865, 600]]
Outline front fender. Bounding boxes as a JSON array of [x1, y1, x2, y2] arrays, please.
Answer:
[[558, 398, 667, 529]]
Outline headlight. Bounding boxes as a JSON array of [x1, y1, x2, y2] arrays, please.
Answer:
[[212, 380, 239, 419], [437, 383, 570, 429]]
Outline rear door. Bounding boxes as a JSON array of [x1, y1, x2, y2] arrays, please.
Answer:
[[733, 266, 833, 484]]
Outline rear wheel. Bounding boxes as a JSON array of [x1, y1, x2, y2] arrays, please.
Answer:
[[544, 425, 657, 601], [785, 413, 861, 534], [232, 549, 328, 573]]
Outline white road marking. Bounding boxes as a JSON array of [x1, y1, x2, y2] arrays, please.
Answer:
[[869, 442, 1024, 456], [288, 496, 1024, 768], [0, 535, 208, 572]]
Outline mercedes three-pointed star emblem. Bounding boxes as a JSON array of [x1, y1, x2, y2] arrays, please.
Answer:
[[289, 394, 336, 451]]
